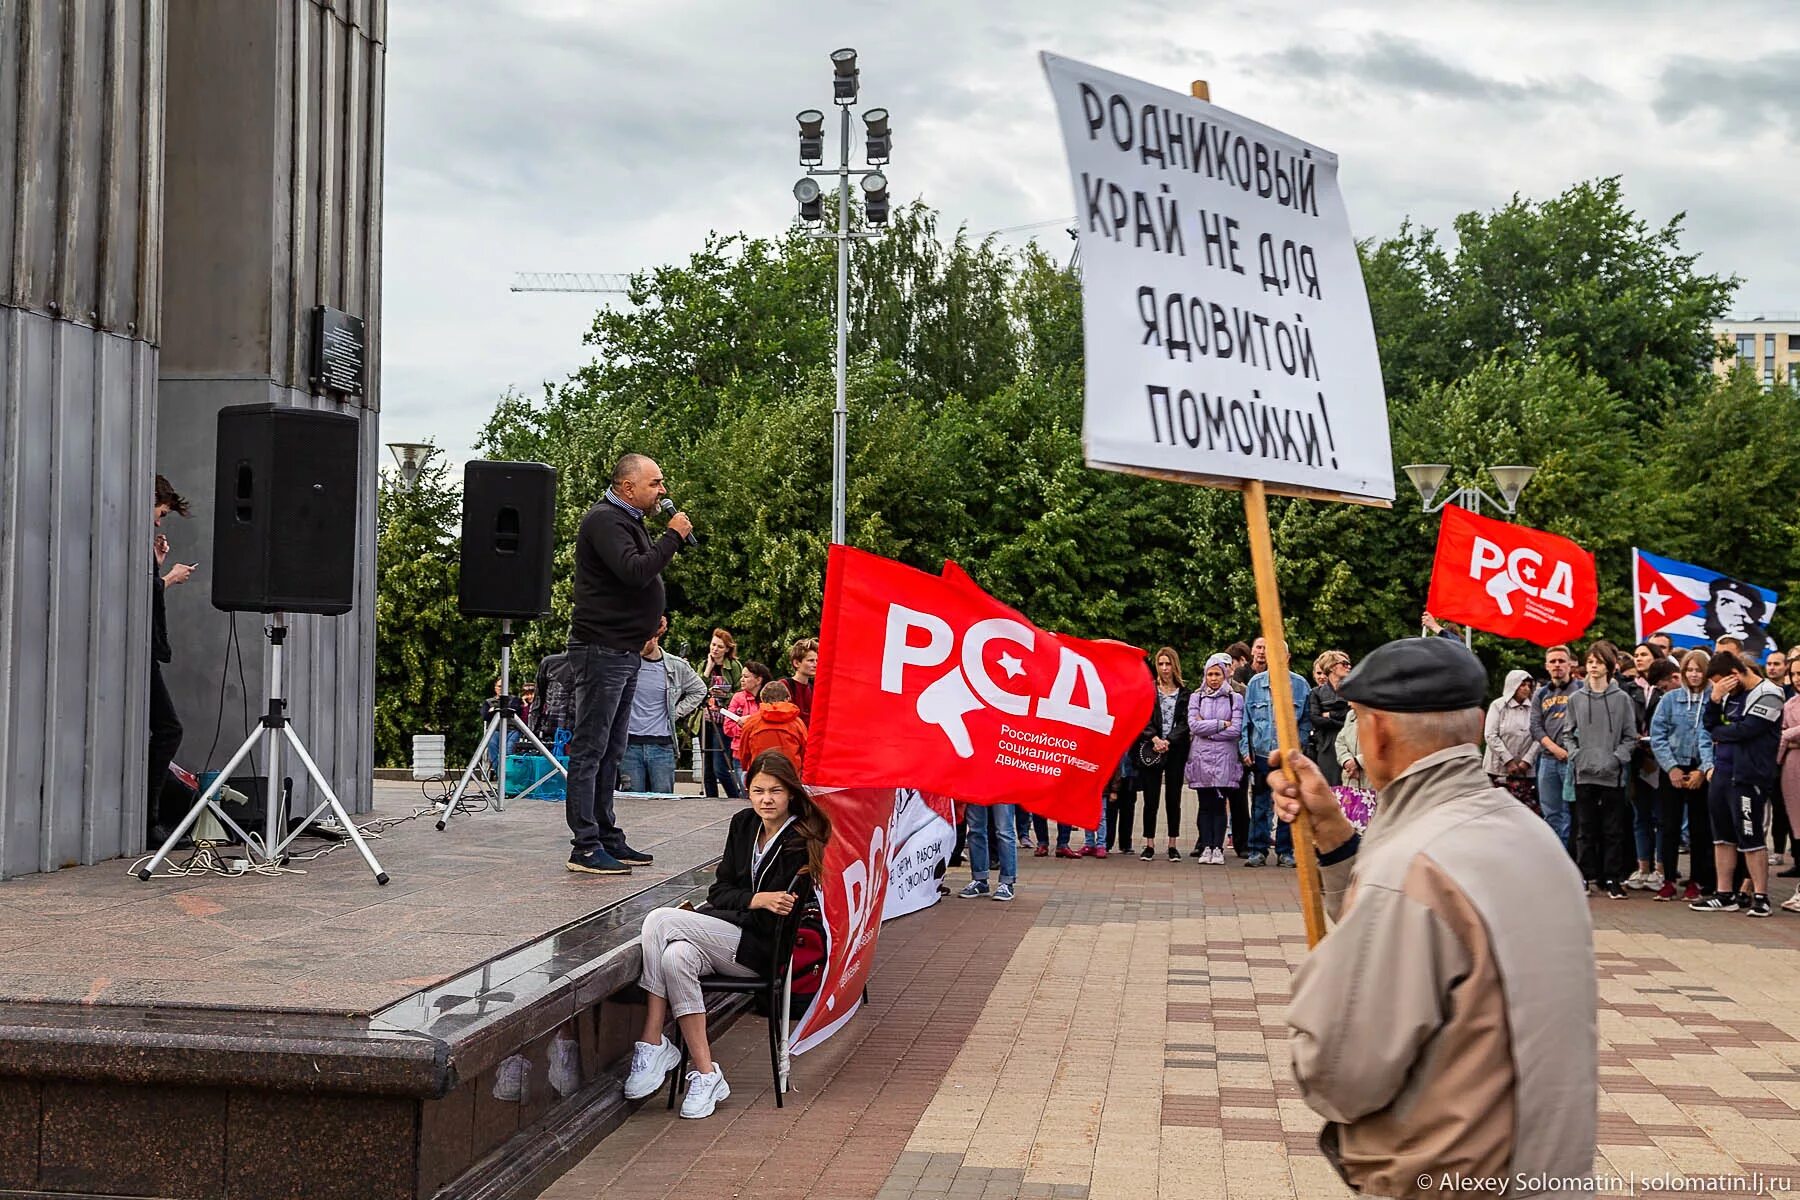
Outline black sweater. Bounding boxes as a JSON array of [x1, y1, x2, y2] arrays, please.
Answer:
[[706, 808, 812, 969], [569, 499, 682, 651]]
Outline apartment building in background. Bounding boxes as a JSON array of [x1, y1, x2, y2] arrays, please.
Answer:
[[1715, 315, 1800, 388]]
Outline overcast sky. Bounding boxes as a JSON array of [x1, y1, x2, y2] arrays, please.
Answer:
[[378, 0, 1800, 466]]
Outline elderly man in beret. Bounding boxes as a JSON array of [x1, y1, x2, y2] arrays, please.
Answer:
[[1271, 637, 1597, 1198]]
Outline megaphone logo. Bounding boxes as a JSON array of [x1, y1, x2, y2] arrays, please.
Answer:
[[1469, 536, 1576, 617]]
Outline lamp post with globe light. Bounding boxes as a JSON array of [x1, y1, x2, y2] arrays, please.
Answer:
[[1401, 463, 1539, 647]]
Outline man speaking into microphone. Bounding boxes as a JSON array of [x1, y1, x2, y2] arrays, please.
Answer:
[[563, 453, 693, 875]]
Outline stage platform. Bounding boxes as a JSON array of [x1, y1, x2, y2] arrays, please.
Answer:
[[0, 781, 746, 1200]]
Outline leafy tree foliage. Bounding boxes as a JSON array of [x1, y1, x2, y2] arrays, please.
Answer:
[[376, 177, 1768, 755]]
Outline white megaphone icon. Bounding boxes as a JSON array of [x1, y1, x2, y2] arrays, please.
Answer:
[[1485, 568, 1523, 616], [915, 667, 983, 759]]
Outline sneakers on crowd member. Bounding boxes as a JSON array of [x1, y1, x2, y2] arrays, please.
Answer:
[[1682, 882, 1702, 902], [1081, 845, 1096, 857], [1623, 870, 1648, 890], [1117, 841, 1133, 854], [1245, 852, 1266, 868], [994, 882, 1015, 902], [1019, 834, 1035, 850], [1746, 894, 1773, 918], [1056, 847, 1081, 860], [680, 1067, 729, 1118], [1277, 853, 1296, 868], [1190, 844, 1205, 860], [1778, 862, 1800, 878], [1781, 890, 1800, 913], [1653, 881, 1678, 901], [623, 1037, 681, 1100], [612, 842, 654, 866], [1093, 846, 1109, 859], [1645, 871, 1664, 890], [1167, 846, 1181, 862], [1210, 847, 1225, 865], [957, 880, 989, 899], [567, 848, 632, 875], [1773, 852, 1786, 866], [1606, 882, 1628, 900], [1140, 845, 1155, 862], [1034, 844, 1049, 858], [1690, 893, 1745, 913]]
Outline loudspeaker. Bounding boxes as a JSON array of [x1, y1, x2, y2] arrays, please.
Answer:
[[459, 461, 557, 619], [211, 403, 361, 615]]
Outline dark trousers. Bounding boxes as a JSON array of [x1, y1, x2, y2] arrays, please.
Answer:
[[1657, 771, 1715, 893], [1230, 774, 1251, 856], [700, 721, 742, 799], [1106, 786, 1136, 850], [1774, 780, 1792, 855], [147, 661, 183, 833], [564, 644, 640, 856], [1195, 786, 1230, 851], [1574, 783, 1633, 886], [1138, 757, 1184, 841]]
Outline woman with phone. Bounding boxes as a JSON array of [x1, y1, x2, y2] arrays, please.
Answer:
[[621, 750, 832, 1118]]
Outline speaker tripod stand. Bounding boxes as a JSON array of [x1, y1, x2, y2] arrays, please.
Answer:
[[139, 614, 389, 885], [438, 619, 566, 831]]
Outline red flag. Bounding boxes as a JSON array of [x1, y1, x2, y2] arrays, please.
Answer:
[[807, 546, 1153, 827], [1425, 505, 1597, 647]]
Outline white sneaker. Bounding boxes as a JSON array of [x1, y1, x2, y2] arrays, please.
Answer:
[[680, 1066, 730, 1118], [1644, 871, 1663, 891], [1214, 847, 1226, 864], [1623, 870, 1647, 890], [622, 1037, 681, 1100]]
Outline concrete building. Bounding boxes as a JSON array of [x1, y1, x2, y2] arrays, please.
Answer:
[[0, 0, 385, 879], [1714, 315, 1800, 389]]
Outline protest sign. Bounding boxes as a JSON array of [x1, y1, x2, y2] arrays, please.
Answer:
[[1041, 53, 1393, 506]]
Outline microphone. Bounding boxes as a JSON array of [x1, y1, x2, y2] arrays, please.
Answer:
[[658, 498, 698, 547]]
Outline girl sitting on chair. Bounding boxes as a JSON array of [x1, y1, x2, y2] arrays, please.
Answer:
[[622, 750, 832, 1118]]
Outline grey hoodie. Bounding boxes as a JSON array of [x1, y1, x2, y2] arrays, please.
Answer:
[[1562, 681, 1639, 788]]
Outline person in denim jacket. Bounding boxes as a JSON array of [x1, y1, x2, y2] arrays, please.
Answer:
[[1238, 662, 1312, 867]]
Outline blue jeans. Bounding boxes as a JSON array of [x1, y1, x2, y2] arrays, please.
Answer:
[[1631, 780, 1657, 863], [1249, 757, 1294, 858], [1536, 755, 1572, 849], [967, 803, 1017, 885], [619, 740, 676, 795], [1054, 813, 1107, 849], [564, 644, 640, 856]]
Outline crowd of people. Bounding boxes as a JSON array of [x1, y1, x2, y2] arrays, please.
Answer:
[[946, 626, 1800, 919]]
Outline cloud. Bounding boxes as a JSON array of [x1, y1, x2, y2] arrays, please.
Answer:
[[1255, 33, 1603, 106], [1654, 51, 1800, 133]]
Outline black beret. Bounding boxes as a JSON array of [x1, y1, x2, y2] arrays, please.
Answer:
[[1336, 636, 1488, 713]]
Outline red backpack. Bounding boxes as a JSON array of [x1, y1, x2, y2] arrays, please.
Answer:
[[789, 908, 827, 997]]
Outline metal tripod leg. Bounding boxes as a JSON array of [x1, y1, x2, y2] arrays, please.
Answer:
[[276, 725, 388, 884], [138, 722, 267, 880], [437, 710, 509, 831], [502, 715, 569, 801]]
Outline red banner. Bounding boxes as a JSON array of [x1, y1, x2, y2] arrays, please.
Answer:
[[805, 546, 1153, 827], [1425, 505, 1597, 647]]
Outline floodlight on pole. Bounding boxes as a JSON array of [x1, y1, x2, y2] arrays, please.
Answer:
[[860, 171, 890, 224], [386, 442, 435, 488], [831, 47, 859, 102], [797, 109, 825, 164], [862, 107, 891, 163], [794, 177, 823, 222], [1486, 465, 1538, 510], [1401, 463, 1450, 510]]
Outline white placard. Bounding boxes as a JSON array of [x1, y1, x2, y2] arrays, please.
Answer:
[[1041, 54, 1394, 504]]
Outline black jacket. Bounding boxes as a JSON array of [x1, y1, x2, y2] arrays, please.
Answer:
[[706, 808, 812, 970], [569, 498, 682, 651], [1139, 686, 1192, 763]]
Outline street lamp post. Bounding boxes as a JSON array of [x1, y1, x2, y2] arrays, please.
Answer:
[[385, 442, 436, 489], [1401, 463, 1539, 647], [792, 48, 891, 546]]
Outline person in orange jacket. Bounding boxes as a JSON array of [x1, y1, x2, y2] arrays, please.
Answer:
[[738, 680, 808, 773]]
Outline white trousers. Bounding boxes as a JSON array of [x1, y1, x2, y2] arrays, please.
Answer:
[[638, 907, 756, 1019]]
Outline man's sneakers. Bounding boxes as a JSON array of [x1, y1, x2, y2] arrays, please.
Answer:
[[1276, 853, 1297, 869], [613, 842, 655, 866], [1690, 892, 1746, 913], [622, 1037, 681, 1100], [1245, 852, 1266, 868], [1682, 881, 1702, 902], [568, 848, 631, 875], [994, 882, 1015, 902], [1653, 881, 1679, 902], [1747, 893, 1773, 918], [957, 880, 990, 899], [680, 1066, 729, 1118]]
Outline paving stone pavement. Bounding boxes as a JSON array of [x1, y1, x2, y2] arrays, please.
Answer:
[[545, 844, 1800, 1200]]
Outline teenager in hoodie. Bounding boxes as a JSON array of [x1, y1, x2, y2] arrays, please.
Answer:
[[1185, 653, 1244, 864], [1562, 642, 1641, 899], [737, 680, 808, 773]]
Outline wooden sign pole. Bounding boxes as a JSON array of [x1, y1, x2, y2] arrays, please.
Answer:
[[1191, 80, 1329, 949]]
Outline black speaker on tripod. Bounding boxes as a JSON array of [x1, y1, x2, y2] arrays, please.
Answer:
[[459, 461, 557, 619], [211, 403, 361, 615]]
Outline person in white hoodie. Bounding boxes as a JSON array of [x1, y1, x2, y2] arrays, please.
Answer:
[[1484, 669, 1540, 805]]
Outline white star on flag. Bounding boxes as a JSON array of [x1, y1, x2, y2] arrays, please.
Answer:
[[997, 652, 1026, 679], [1641, 584, 1669, 616]]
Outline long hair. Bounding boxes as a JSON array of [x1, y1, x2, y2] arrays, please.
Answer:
[[1154, 646, 1184, 687], [744, 750, 832, 881]]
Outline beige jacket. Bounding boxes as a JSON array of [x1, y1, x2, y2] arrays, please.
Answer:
[[1286, 745, 1596, 1198]]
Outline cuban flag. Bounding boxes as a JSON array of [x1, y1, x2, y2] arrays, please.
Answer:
[[1633, 548, 1780, 660]]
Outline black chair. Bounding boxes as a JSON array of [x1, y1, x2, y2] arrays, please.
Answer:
[[667, 882, 817, 1110]]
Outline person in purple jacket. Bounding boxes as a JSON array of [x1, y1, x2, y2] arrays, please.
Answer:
[[1186, 653, 1245, 864]]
